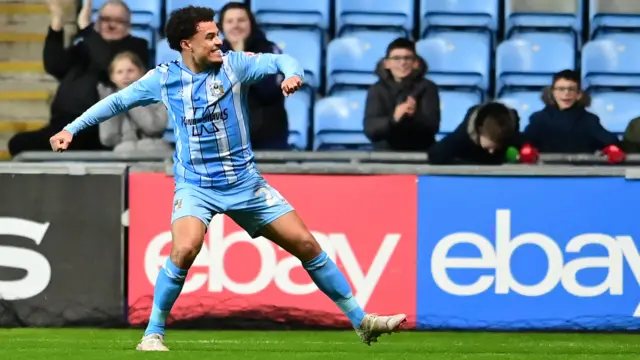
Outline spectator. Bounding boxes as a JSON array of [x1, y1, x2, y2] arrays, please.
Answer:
[[622, 116, 640, 153], [523, 70, 620, 154], [219, 2, 289, 150], [98, 52, 170, 153], [8, 0, 149, 157], [364, 38, 440, 151], [428, 102, 520, 164]]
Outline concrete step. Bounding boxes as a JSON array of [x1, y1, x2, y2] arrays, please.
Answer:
[[0, 132, 13, 160], [0, 90, 50, 120], [0, 4, 50, 34], [0, 119, 47, 133], [0, 70, 57, 92], [0, 32, 45, 62]]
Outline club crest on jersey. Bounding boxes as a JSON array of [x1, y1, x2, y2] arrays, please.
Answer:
[[210, 79, 224, 97]]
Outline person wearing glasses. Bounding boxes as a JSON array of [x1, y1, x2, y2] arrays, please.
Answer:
[[521, 69, 625, 163], [364, 38, 441, 151], [8, 0, 148, 156]]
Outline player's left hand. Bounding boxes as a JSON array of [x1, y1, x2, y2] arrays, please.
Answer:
[[281, 76, 302, 97]]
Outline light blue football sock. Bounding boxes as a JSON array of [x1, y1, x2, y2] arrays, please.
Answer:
[[303, 251, 366, 328], [144, 258, 188, 336]]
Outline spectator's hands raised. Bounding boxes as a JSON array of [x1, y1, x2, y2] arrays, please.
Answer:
[[49, 130, 73, 152], [281, 76, 302, 97], [47, 0, 66, 30], [77, 0, 92, 30]]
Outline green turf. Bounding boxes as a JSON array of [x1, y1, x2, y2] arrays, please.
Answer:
[[1, 329, 640, 359]]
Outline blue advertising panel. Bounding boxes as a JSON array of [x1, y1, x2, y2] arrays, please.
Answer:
[[417, 176, 640, 330]]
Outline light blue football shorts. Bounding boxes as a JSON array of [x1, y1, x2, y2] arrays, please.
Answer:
[[171, 173, 294, 237]]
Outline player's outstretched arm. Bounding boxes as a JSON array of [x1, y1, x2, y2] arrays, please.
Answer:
[[231, 51, 304, 86], [51, 68, 163, 152]]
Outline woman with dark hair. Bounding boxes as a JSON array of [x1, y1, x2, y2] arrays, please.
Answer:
[[219, 2, 289, 150]]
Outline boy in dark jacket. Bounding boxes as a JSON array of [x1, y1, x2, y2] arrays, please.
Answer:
[[428, 102, 521, 164], [522, 69, 624, 162], [364, 38, 441, 151]]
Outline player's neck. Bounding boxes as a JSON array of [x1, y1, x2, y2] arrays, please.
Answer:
[[181, 55, 219, 74]]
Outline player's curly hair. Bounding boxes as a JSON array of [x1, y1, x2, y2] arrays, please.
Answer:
[[165, 6, 216, 51]]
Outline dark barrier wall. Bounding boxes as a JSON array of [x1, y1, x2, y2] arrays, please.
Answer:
[[0, 166, 126, 326]]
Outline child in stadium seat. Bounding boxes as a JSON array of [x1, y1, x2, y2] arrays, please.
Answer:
[[98, 52, 170, 153], [364, 38, 441, 151], [427, 102, 521, 164], [522, 69, 624, 162], [218, 2, 289, 150], [8, 0, 149, 157]]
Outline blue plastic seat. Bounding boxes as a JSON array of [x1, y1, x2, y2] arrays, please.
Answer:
[[91, 0, 161, 29], [251, 0, 329, 30], [438, 91, 482, 134], [313, 90, 371, 150], [496, 32, 576, 96], [266, 29, 321, 89], [505, 0, 582, 39], [581, 35, 640, 91], [417, 32, 490, 94], [326, 31, 400, 94], [166, 0, 242, 21], [335, 0, 414, 36], [285, 92, 312, 150], [497, 91, 545, 131], [589, 0, 640, 38], [155, 38, 179, 65], [420, 0, 498, 37], [588, 92, 640, 133]]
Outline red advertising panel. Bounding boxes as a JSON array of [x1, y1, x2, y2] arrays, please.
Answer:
[[128, 173, 417, 327]]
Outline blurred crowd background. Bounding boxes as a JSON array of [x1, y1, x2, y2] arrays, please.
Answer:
[[2, 0, 640, 162]]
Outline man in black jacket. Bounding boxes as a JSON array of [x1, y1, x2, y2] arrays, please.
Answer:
[[364, 38, 441, 151], [8, 0, 148, 156], [428, 102, 521, 164]]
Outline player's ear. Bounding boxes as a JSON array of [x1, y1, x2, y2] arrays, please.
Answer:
[[180, 39, 193, 52]]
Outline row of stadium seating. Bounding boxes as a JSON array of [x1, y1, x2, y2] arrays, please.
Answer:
[[163, 89, 639, 151], [156, 30, 640, 98], [92, 0, 640, 40]]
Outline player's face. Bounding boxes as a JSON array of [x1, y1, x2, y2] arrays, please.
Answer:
[[552, 78, 582, 110], [110, 57, 143, 89], [185, 21, 224, 64], [222, 8, 252, 46], [384, 48, 416, 81]]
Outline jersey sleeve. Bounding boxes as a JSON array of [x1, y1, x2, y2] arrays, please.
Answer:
[[227, 51, 304, 85], [63, 68, 164, 135]]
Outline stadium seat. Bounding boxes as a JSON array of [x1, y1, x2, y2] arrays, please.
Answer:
[[91, 0, 161, 29], [581, 35, 640, 91], [495, 32, 576, 96], [285, 92, 311, 150], [588, 92, 640, 133], [155, 38, 179, 65], [326, 31, 399, 94], [252, 0, 329, 30], [166, 0, 242, 19], [417, 32, 490, 95], [497, 91, 545, 131], [420, 0, 498, 38], [438, 91, 482, 134], [313, 90, 371, 150], [266, 29, 321, 89], [589, 0, 640, 38], [335, 0, 414, 36], [504, 0, 582, 39]]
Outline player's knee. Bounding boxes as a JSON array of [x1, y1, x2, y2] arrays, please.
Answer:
[[170, 240, 202, 269], [295, 232, 322, 261]]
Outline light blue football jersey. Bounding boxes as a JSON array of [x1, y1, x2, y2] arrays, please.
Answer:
[[64, 51, 304, 187]]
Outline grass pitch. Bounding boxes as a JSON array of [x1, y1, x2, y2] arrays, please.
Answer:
[[1, 328, 640, 359]]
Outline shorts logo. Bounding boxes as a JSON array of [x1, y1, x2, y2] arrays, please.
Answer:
[[173, 198, 182, 213]]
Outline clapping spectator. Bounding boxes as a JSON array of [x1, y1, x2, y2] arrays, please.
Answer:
[[364, 38, 441, 151], [428, 102, 521, 164], [523, 70, 622, 157], [622, 116, 640, 153], [8, 0, 149, 156], [219, 2, 289, 150], [98, 52, 170, 153]]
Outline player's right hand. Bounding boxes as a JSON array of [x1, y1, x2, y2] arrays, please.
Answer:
[[49, 130, 73, 152]]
